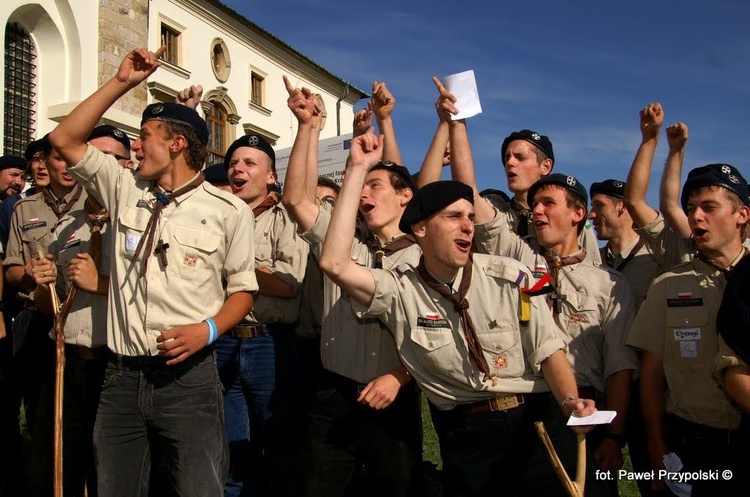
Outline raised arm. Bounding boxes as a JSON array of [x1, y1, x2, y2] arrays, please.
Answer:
[[623, 103, 663, 228], [659, 123, 691, 237], [318, 131, 383, 306], [416, 82, 451, 188], [432, 77, 495, 225], [306, 94, 324, 201], [280, 75, 321, 232], [49, 46, 165, 166], [371, 82, 403, 165]]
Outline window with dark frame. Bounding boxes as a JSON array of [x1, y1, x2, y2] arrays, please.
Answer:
[[251, 72, 264, 106], [206, 102, 227, 167], [160, 24, 180, 66], [4, 22, 37, 157]]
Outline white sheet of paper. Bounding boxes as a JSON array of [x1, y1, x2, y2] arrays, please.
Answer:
[[566, 410, 617, 426], [444, 70, 482, 120]]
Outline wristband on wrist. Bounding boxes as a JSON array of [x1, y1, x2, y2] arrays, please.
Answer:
[[560, 396, 577, 414], [204, 318, 218, 345]]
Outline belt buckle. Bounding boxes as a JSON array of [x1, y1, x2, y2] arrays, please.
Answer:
[[490, 393, 519, 411]]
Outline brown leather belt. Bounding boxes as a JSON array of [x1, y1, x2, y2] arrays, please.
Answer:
[[228, 323, 268, 339], [460, 393, 526, 414], [64, 344, 108, 361]]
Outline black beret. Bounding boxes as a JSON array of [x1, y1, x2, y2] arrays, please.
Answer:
[[24, 133, 51, 161], [141, 102, 209, 144], [203, 162, 229, 185], [590, 179, 626, 200], [681, 163, 749, 210], [369, 161, 417, 192], [528, 173, 588, 207], [398, 181, 473, 234], [480, 188, 511, 205], [224, 134, 276, 171], [501, 129, 555, 166], [0, 155, 27, 171], [88, 124, 131, 152]]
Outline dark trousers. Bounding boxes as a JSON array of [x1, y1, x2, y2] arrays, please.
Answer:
[[302, 369, 420, 497], [214, 325, 301, 497], [429, 393, 612, 497], [93, 348, 228, 497], [664, 414, 747, 496]]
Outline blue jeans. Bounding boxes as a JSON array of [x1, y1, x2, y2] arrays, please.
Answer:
[[93, 348, 228, 497], [214, 325, 301, 497]]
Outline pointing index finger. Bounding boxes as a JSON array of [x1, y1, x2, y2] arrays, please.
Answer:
[[282, 75, 295, 95], [153, 45, 167, 60]]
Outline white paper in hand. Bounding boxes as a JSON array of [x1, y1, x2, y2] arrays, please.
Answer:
[[444, 70, 482, 120], [566, 410, 617, 426]]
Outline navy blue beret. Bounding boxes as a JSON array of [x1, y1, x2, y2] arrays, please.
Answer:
[[590, 179, 626, 200], [224, 134, 276, 171], [399, 181, 473, 234], [141, 102, 209, 144], [501, 129, 555, 166], [528, 173, 588, 207], [203, 162, 229, 185], [87, 124, 131, 152], [681, 164, 749, 209], [0, 155, 27, 171], [24, 133, 51, 161]]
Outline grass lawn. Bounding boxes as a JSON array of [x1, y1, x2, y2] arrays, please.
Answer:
[[420, 395, 642, 496]]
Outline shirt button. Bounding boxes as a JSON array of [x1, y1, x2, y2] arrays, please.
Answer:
[[371, 352, 376, 357], [162, 217, 168, 222]]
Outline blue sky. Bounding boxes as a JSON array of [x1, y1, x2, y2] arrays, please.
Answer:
[[223, 0, 749, 206]]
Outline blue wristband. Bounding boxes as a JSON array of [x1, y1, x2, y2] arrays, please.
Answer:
[[204, 318, 218, 345]]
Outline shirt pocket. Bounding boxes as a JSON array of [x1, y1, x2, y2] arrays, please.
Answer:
[[21, 227, 53, 257], [665, 304, 710, 367], [480, 325, 525, 378], [119, 206, 148, 260], [170, 225, 220, 283], [409, 323, 454, 372]]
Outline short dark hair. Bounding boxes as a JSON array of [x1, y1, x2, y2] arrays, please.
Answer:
[[317, 176, 340, 195], [160, 122, 208, 171]]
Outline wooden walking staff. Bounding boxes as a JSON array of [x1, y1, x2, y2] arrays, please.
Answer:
[[535, 421, 586, 497], [38, 250, 78, 497]]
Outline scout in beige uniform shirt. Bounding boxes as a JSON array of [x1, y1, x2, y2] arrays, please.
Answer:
[[355, 253, 563, 409], [627, 253, 743, 430], [69, 145, 258, 356]]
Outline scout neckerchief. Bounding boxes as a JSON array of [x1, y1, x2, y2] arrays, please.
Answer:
[[541, 248, 586, 316], [417, 254, 493, 383], [695, 247, 750, 280], [42, 184, 83, 219], [604, 237, 646, 272], [512, 197, 533, 239], [57, 199, 110, 329], [366, 234, 416, 269], [132, 173, 205, 277], [252, 194, 278, 219]]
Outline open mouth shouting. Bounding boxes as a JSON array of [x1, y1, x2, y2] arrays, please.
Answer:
[[692, 227, 709, 242], [232, 177, 248, 191], [455, 238, 472, 253], [360, 201, 376, 216]]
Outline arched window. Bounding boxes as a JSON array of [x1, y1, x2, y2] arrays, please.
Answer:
[[207, 101, 227, 166], [4, 22, 37, 156]]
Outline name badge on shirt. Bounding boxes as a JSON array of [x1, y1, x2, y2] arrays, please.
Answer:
[[679, 341, 698, 358], [417, 314, 449, 329], [674, 328, 701, 341], [667, 297, 703, 307], [21, 220, 47, 232]]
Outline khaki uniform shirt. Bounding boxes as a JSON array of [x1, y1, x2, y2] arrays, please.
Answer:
[[46, 209, 111, 348], [68, 145, 258, 356], [353, 254, 565, 410], [627, 252, 745, 430], [4, 186, 87, 268], [300, 202, 421, 384], [552, 259, 639, 393], [600, 235, 664, 311], [487, 197, 602, 264], [247, 203, 308, 324], [714, 336, 748, 378], [475, 217, 638, 392]]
